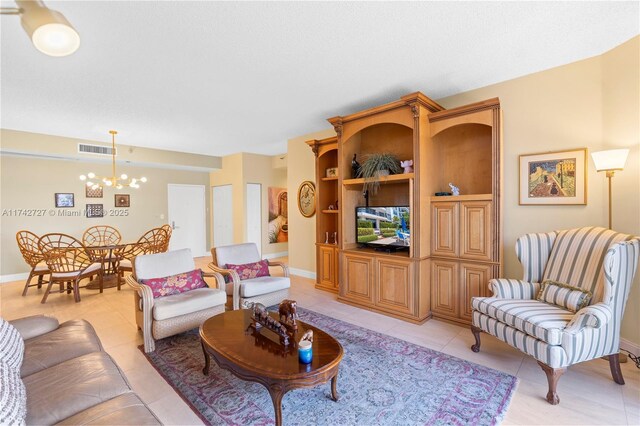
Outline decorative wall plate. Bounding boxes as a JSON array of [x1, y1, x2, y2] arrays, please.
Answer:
[[297, 181, 316, 218]]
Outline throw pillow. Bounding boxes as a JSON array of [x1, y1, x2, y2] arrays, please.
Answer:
[[140, 269, 208, 299], [226, 259, 271, 281], [537, 280, 592, 312], [0, 361, 27, 426], [0, 318, 24, 370]]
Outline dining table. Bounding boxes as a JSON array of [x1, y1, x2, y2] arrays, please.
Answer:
[[84, 243, 132, 290]]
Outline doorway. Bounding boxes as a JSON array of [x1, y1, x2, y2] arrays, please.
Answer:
[[212, 185, 234, 248], [167, 184, 207, 256]]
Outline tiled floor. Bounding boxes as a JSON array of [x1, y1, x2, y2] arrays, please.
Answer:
[[1, 257, 639, 425]]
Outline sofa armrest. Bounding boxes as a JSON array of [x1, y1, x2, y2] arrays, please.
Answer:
[[208, 262, 241, 309], [9, 315, 59, 340], [202, 271, 226, 290], [564, 302, 613, 334], [267, 260, 289, 277], [489, 279, 541, 299]]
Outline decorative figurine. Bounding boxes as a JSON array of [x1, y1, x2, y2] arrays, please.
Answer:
[[328, 204, 335, 210], [299, 329, 314, 344], [351, 154, 361, 178], [333, 231, 337, 245], [400, 159, 413, 174], [448, 182, 460, 196], [246, 302, 291, 346], [325, 231, 329, 244], [278, 299, 298, 330]]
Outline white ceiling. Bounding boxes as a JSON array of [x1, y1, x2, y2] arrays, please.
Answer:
[[1, 1, 638, 156]]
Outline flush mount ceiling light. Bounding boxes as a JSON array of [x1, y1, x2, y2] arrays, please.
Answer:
[[0, 0, 80, 57]]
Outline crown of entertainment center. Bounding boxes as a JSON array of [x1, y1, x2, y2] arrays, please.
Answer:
[[306, 92, 502, 325]]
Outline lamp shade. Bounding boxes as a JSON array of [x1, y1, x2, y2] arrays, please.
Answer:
[[18, 1, 80, 57], [591, 149, 629, 172]]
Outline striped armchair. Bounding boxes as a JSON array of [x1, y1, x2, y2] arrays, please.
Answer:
[[470, 227, 639, 405]]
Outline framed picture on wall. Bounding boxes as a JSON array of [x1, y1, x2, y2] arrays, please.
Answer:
[[115, 194, 130, 207], [86, 204, 104, 218], [519, 148, 587, 205], [86, 185, 103, 198], [54, 193, 74, 208]]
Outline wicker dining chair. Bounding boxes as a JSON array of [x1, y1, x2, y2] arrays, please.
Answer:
[[82, 225, 123, 273], [38, 233, 104, 303], [118, 227, 168, 280], [16, 231, 51, 296], [159, 224, 172, 252]]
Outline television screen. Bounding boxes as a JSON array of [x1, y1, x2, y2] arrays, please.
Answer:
[[356, 206, 410, 249]]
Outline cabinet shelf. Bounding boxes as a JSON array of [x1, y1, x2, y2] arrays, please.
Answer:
[[321, 176, 339, 181], [430, 194, 492, 202], [343, 173, 414, 187], [321, 209, 339, 214]]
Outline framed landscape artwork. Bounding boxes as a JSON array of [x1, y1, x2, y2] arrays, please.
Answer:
[[519, 148, 587, 205], [54, 193, 74, 208]]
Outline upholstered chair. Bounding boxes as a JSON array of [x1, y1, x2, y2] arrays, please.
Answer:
[[209, 243, 290, 310], [38, 233, 104, 303], [16, 231, 51, 296], [119, 227, 168, 280], [126, 248, 226, 353], [470, 227, 639, 405]]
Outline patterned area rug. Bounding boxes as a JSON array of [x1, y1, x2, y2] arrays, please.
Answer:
[[140, 308, 517, 425]]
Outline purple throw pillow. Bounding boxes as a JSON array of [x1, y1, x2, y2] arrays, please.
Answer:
[[140, 269, 208, 298], [225, 259, 271, 281]]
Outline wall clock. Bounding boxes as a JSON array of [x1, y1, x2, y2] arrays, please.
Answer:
[[297, 181, 316, 218]]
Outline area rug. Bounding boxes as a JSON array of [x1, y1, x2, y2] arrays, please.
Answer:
[[140, 308, 518, 425]]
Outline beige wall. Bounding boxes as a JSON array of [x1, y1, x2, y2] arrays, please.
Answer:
[[210, 152, 288, 256], [286, 129, 336, 275], [1, 155, 212, 276], [601, 37, 640, 344], [285, 37, 639, 344]]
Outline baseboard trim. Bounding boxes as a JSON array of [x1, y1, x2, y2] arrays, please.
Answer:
[[263, 251, 289, 260], [289, 268, 316, 280], [621, 338, 640, 356], [0, 272, 28, 284]]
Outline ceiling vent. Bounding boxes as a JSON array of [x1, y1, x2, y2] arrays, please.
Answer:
[[78, 143, 116, 156]]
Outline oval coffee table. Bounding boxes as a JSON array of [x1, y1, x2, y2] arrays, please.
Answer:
[[200, 309, 343, 426]]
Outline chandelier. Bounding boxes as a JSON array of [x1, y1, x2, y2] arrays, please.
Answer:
[[80, 130, 147, 190]]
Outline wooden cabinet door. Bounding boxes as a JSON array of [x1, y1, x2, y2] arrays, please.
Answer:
[[432, 202, 459, 258], [431, 260, 459, 317], [375, 258, 414, 315], [459, 262, 492, 322], [333, 247, 340, 290], [342, 253, 374, 303], [460, 201, 492, 261], [318, 245, 336, 287]]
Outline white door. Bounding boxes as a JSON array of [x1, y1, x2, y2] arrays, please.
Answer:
[[167, 184, 207, 256], [246, 183, 262, 256], [213, 185, 234, 248]]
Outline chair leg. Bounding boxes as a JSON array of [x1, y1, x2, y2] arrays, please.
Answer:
[[609, 353, 625, 385], [73, 279, 81, 303], [471, 325, 482, 352], [37, 274, 44, 289], [41, 281, 56, 304], [537, 361, 566, 405], [22, 271, 35, 296], [99, 270, 104, 294], [67, 281, 72, 294]]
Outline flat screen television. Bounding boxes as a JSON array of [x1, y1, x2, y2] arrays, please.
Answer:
[[356, 206, 410, 252]]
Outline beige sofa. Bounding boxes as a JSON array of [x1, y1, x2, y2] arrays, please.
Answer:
[[7, 315, 160, 425]]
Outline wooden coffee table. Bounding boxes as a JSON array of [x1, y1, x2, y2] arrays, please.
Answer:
[[200, 309, 343, 426]]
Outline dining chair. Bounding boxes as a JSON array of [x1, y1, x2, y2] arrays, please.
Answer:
[[38, 233, 104, 303], [82, 225, 123, 276], [160, 224, 172, 252], [16, 231, 51, 296], [118, 227, 169, 282]]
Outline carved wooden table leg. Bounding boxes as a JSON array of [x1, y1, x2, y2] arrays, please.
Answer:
[[331, 373, 339, 401], [202, 342, 211, 376], [267, 385, 285, 426]]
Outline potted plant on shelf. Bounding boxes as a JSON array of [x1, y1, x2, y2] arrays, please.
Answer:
[[358, 153, 402, 194]]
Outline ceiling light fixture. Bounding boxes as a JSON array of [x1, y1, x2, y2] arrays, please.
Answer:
[[80, 131, 147, 190], [0, 0, 80, 57]]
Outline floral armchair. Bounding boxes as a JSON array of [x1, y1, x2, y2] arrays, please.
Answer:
[[470, 226, 639, 405]]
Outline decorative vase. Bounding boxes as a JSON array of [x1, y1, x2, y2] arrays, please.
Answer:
[[298, 340, 313, 364], [325, 232, 329, 244]]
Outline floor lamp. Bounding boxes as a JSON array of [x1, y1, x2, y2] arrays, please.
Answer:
[[591, 149, 629, 230]]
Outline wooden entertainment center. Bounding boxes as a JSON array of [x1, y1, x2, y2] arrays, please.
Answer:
[[306, 92, 502, 325]]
